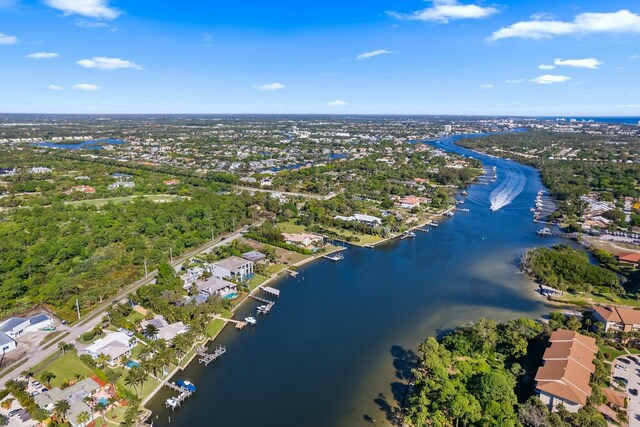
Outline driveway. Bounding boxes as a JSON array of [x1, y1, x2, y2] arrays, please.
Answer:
[[611, 355, 640, 426]]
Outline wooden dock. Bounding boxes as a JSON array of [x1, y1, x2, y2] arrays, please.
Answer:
[[285, 269, 298, 277], [197, 345, 227, 366], [259, 285, 280, 298]]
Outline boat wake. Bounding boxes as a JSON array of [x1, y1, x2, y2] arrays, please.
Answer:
[[489, 165, 526, 211]]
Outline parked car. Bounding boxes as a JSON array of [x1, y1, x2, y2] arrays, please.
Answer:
[[614, 376, 628, 386], [619, 358, 631, 364], [41, 387, 48, 392], [30, 391, 39, 397], [32, 381, 41, 388], [8, 409, 21, 417], [630, 388, 638, 396], [615, 364, 629, 371], [628, 356, 639, 363], [42, 326, 56, 331]]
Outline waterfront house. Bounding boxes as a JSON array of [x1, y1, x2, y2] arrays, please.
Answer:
[[354, 213, 382, 228], [195, 276, 238, 300], [593, 305, 640, 332], [140, 315, 188, 341], [395, 196, 431, 209], [534, 329, 597, 413], [212, 256, 254, 281], [618, 252, 640, 265], [34, 377, 100, 427], [0, 313, 53, 339], [282, 232, 323, 249], [242, 250, 267, 264], [84, 331, 136, 366]]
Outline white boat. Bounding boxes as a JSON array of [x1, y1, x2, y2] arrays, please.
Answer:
[[245, 316, 257, 325], [166, 398, 178, 408], [257, 305, 268, 311]]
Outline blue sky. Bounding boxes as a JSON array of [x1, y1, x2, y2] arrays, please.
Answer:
[[1, 0, 640, 115]]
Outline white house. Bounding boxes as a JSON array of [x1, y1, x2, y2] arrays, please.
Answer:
[[140, 316, 188, 341], [211, 256, 254, 281], [34, 377, 100, 427], [0, 332, 16, 354], [0, 313, 53, 339], [84, 331, 136, 366]]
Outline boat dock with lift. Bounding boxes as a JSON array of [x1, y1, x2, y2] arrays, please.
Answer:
[[164, 380, 195, 410], [197, 345, 227, 366], [323, 252, 344, 261]]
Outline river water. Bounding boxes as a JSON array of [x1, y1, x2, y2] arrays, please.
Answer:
[[148, 134, 562, 427]]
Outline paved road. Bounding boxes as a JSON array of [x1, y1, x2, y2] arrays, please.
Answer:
[[612, 355, 640, 426], [0, 225, 250, 388]]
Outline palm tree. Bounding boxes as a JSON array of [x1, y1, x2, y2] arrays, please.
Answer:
[[76, 410, 91, 427], [96, 401, 107, 423], [144, 324, 159, 340], [108, 396, 118, 417], [57, 341, 75, 354], [97, 353, 112, 368], [53, 399, 71, 421], [105, 369, 122, 391], [40, 371, 56, 388], [125, 366, 147, 396]]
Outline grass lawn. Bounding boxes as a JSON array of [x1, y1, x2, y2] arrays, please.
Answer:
[[265, 264, 286, 275], [599, 344, 640, 362], [247, 274, 268, 291], [130, 344, 149, 360], [317, 225, 385, 246], [66, 194, 182, 207], [555, 291, 640, 308], [33, 352, 95, 387], [206, 319, 227, 338], [277, 221, 306, 233], [115, 368, 160, 399]]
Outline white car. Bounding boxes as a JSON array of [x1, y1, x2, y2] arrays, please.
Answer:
[[615, 364, 628, 371], [32, 381, 41, 388]]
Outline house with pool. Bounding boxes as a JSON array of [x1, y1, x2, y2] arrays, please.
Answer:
[[83, 331, 137, 367], [196, 276, 238, 301]]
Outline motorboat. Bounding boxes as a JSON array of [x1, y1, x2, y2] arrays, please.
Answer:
[[245, 316, 257, 325]]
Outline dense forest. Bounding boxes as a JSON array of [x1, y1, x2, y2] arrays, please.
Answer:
[[0, 190, 254, 319], [521, 245, 620, 294], [406, 318, 610, 427]]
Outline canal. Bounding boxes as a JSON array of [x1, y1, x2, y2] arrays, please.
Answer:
[[148, 134, 562, 427]]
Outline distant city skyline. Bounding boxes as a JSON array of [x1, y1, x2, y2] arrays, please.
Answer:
[[1, 0, 640, 115]]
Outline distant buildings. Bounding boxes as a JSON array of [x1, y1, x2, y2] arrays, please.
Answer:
[[593, 305, 640, 332], [395, 196, 431, 209], [64, 185, 96, 194], [534, 329, 597, 413], [108, 181, 135, 190], [28, 167, 52, 174], [444, 125, 452, 133]]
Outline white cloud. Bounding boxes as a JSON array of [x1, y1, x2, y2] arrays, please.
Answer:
[[77, 57, 143, 70], [388, 0, 498, 24], [480, 83, 494, 89], [630, 54, 640, 60], [490, 9, 640, 40], [530, 74, 571, 84], [48, 85, 64, 91], [356, 49, 393, 60], [257, 83, 285, 91], [327, 100, 347, 107], [0, 32, 18, 45], [75, 19, 115, 30], [44, 0, 120, 19], [26, 52, 59, 59], [505, 79, 523, 83], [554, 58, 602, 69], [72, 83, 101, 91], [538, 64, 555, 70]]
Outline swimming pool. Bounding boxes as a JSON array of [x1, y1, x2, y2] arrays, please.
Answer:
[[222, 292, 238, 300], [126, 360, 140, 368]]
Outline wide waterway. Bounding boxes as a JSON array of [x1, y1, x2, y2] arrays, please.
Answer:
[[148, 133, 564, 427]]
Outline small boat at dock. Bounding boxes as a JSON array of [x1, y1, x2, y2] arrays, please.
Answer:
[[176, 380, 196, 393], [245, 316, 257, 325]]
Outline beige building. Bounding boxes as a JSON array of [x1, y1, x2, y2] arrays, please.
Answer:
[[535, 329, 598, 413], [593, 306, 640, 332]]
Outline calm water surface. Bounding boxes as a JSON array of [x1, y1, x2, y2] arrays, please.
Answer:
[[148, 134, 562, 427]]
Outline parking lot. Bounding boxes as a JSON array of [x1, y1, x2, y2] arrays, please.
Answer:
[[612, 355, 640, 426]]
